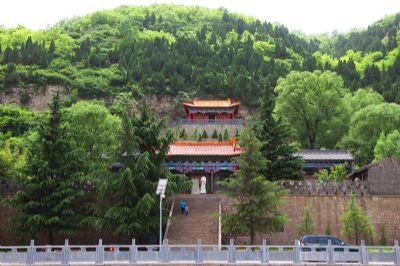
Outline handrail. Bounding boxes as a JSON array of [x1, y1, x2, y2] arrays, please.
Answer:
[[179, 118, 245, 125], [1, 239, 399, 265]]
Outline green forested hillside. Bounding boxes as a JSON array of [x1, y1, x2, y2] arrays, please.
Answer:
[[1, 5, 399, 105], [1, 5, 400, 162], [0, 5, 318, 107]]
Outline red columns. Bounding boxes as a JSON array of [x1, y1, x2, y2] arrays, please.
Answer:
[[232, 111, 235, 121]]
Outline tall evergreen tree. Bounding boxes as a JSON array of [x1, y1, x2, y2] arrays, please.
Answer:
[[256, 80, 303, 180], [340, 193, 374, 244], [219, 127, 287, 244], [86, 106, 191, 240], [4, 93, 84, 244], [297, 206, 315, 237]]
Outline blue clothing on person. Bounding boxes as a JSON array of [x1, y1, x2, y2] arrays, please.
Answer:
[[180, 200, 186, 214]]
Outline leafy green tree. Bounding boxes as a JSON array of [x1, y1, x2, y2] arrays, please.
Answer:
[[0, 104, 35, 137], [256, 80, 303, 180], [297, 206, 315, 237], [4, 93, 84, 244], [0, 140, 27, 182], [275, 71, 348, 149], [340, 193, 374, 245], [343, 88, 384, 115], [65, 101, 121, 174], [314, 164, 348, 182], [314, 169, 330, 182], [219, 127, 287, 244], [329, 164, 348, 181], [341, 103, 400, 165], [374, 130, 400, 161]]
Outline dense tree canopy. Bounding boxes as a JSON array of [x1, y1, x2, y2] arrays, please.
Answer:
[[340, 103, 400, 165], [374, 130, 400, 161], [275, 71, 348, 149]]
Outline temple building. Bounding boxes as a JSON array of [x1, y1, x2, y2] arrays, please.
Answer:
[[166, 139, 243, 193], [182, 98, 242, 123], [296, 149, 355, 179], [167, 98, 245, 194]]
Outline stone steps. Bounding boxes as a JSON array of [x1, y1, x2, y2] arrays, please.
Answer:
[[165, 194, 219, 245]]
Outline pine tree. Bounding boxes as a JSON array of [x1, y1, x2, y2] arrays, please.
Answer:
[[256, 80, 303, 180], [212, 129, 218, 139], [48, 39, 56, 60], [219, 127, 287, 244], [201, 129, 208, 139], [179, 128, 187, 140], [4, 93, 84, 244], [192, 128, 199, 141], [218, 133, 223, 142], [340, 193, 374, 245], [297, 206, 315, 237], [379, 224, 387, 246], [223, 129, 229, 141], [3, 63, 19, 87], [325, 224, 332, 236], [86, 105, 191, 240]]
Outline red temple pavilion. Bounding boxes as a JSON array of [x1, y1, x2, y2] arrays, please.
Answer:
[[166, 138, 243, 193], [182, 98, 243, 124], [166, 98, 245, 194]]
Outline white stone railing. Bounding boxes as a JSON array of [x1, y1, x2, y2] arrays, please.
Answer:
[[1, 239, 400, 265]]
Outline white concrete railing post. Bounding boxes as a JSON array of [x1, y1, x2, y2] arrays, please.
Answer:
[[326, 239, 334, 264], [129, 239, 137, 264], [294, 239, 301, 264], [360, 240, 369, 264], [228, 239, 235, 263], [161, 239, 170, 263], [261, 239, 269, 264], [26, 239, 34, 265], [62, 239, 69, 266], [394, 240, 400, 265], [95, 239, 103, 265], [195, 239, 203, 263]]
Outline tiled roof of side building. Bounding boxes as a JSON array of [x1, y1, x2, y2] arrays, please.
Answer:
[[167, 138, 243, 156], [295, 149, 354, 161], [183, 98, 240, 108]]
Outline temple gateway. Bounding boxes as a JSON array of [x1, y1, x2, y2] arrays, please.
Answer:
[[166, 98, 355, 193], [166, 99, 245, 193]]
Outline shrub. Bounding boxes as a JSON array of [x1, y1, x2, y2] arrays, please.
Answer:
[[19, 92, 30, 105]]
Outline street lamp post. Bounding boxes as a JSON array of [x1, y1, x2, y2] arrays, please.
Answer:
[[156, 179, 168, 248]]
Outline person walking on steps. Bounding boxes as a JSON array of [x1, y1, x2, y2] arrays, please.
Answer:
[[180, 200, 186, 214], [184, 205, 189, 216]]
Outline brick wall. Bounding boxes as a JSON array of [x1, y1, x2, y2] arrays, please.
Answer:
[[221, 195, 400, 245]]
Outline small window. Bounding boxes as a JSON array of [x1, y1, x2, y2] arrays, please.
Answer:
[[305, 236, 317, 244], [318, 237, 329, 245], [332, 238, 344, 245]]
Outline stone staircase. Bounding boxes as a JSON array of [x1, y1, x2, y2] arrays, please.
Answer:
[[165, 194, 219, 245]]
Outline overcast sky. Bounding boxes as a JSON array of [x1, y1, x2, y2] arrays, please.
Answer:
[[1, 0, 400, 34]]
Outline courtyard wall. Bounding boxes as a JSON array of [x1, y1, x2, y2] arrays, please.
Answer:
[[221, 194, 400, 245]]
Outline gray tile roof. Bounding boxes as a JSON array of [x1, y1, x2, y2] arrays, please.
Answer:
[[295, 149, 354, 161]]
